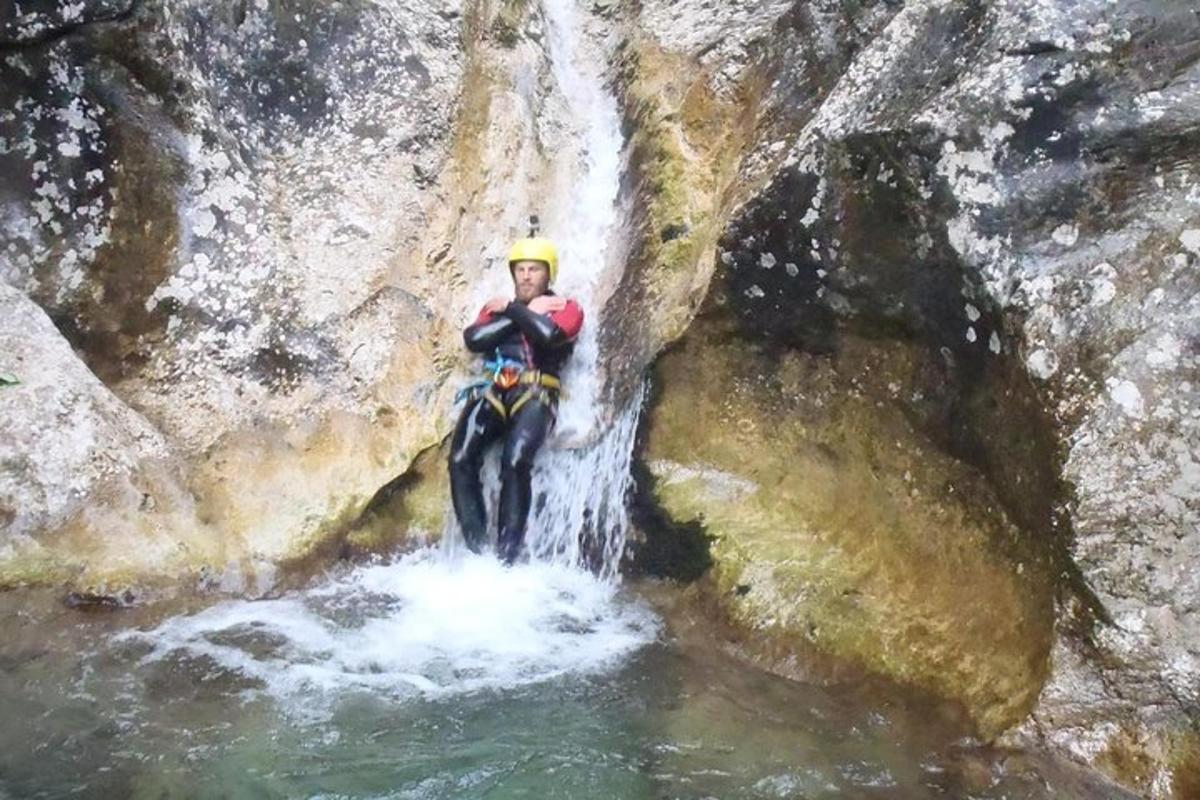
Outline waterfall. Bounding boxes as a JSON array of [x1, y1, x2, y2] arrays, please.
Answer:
[[454, 0, 639, 579], [538, 0, 624, 446]]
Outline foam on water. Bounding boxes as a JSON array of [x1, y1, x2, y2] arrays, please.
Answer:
[[120, 550, 657, 717]]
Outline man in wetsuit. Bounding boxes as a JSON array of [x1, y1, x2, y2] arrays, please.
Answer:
[[449, 237, 584, 564]]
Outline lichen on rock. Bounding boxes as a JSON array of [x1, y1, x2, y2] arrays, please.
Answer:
[[0, 0, 469, 593], [621, 0, 1200, 792]]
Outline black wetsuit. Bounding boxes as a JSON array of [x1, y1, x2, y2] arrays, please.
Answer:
[[449, 294, 583, 563]]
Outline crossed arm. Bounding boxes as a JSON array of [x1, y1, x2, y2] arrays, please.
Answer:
[[463, 297, 579, 352]]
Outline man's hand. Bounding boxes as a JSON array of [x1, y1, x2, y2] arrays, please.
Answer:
[[483, 296, 510, 314], [528, 295, 567, 315]]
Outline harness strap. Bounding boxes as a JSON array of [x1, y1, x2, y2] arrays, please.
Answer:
[[509, 383, 560, 417], [483, 386, 508, 420], [455, 380, 491, 405], [510, 390, 534, 417], [517, 371, 561, 390], [483, 349, 527, 379], [456, 351, 564, 410]]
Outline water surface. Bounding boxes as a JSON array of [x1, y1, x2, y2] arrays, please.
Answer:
[[0, 550, 1127, 799]]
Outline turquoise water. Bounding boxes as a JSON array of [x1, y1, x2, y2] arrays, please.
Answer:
[[0, 553, 1119, 799]]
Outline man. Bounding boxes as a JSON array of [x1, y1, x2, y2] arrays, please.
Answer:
[[449, 237, 584, 564]]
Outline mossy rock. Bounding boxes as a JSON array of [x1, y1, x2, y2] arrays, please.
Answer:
[[0, 548, 79, 590], [1092, 725, 1200, 800], [641, 322, 1056, 738], [346, 442, 450, 553], [603, 35, 753, 381]]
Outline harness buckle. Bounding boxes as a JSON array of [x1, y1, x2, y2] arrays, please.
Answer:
[[495, 366, 521, 390]]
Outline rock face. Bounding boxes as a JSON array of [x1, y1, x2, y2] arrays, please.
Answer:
[[0, 283, 222, 589], [642, 318, 1055, 738], [0, 0, 635, 593], [1, 0, 135, 45], [3, 0, 1198, 794], [0, 0, 502, 592], [625, 0, 1200, 794]]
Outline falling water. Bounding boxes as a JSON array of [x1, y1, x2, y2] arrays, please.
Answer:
[[458, 0, 637, 578], [537, 0, 624, 443]]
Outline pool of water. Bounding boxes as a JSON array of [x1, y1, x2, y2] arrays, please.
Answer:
[[0, 550, 1128, 799]]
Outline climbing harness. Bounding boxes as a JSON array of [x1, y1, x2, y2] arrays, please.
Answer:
[[455, 346, 562, 419]]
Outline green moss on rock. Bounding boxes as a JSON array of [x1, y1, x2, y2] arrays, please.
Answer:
[[0, 549, 78, 590], [641, 319, 1056, 738], [490, 0, 530, 46], [614, 38, 750, 344], [346, 442, 450, 554], [1170, 733, 1200, 800]]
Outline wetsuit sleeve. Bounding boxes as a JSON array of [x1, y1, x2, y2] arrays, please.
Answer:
[[549, 300, 583, 341], [503, 300, 574, 348], [463, 306, 517, 352]]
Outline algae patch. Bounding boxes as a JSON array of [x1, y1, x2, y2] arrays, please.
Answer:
[[347, 442, 450, 554], [639, 319, 1056, 738]]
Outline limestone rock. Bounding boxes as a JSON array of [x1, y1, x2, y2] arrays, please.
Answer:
[[641, 315, 1055, 737], [1, 0, 133, 45], [625, 0, 1200, 793], [0, 0, 467, 588], [0, 283, 220, 590]]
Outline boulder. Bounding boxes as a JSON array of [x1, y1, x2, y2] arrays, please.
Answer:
[[0, 283, 220, 592], [627, 0, 1200, 792]]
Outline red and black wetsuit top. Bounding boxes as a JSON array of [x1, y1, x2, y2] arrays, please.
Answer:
[[462, 292, 584, 377]]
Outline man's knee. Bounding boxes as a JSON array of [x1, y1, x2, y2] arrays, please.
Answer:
[[500, 447, 534, 476], [449, 446, 480, 481], [502, 428, 546, 475]]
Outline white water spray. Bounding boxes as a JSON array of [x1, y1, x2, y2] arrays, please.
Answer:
[[120, 552, 657, 718]]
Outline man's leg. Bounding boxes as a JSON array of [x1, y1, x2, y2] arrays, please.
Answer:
[[449, 395, 505, 552], [497, 393, 555, 564]]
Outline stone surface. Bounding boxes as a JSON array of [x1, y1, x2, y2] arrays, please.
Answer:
[[0, 0, 490, 590], [0, 0, 133, 45], [0, 283, 221, 591], [642, 312, 1055, 737], [625, 0, 1200, 794]]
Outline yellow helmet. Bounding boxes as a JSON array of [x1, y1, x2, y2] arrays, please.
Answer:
[[507, 237, 558, 283]]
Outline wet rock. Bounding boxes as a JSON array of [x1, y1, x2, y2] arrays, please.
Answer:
[[346, 440, 450, 555], [0, 0, 469, 588], [624, 0, 1200, 793], [638, 315, 1055, 737], [0, 0, 134, 46], [63, 589, 135, 609], [603, 0, 901, 408]]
